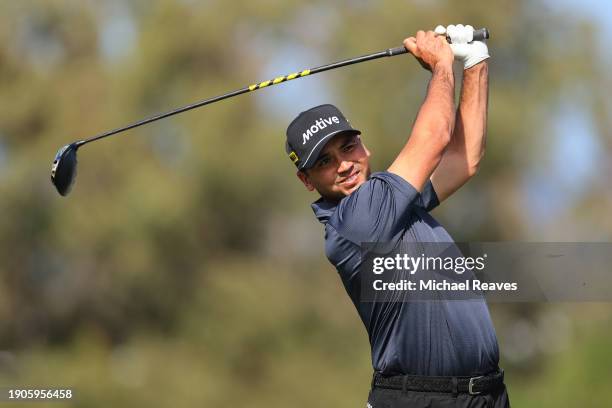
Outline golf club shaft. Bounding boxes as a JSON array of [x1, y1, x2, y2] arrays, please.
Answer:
[[75, 50, 399, 147], [76, 28, 489, 147]]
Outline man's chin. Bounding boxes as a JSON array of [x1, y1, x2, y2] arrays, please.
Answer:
[[343, 184, 361, 195], [340, 177, 366, 196], [319, 173, 368, 201]]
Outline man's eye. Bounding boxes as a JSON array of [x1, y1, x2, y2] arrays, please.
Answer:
[[343, 143, 356, 152], [317, 157, 331, 167]]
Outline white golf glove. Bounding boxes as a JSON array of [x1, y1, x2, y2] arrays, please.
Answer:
[[435, 24, 489, 69]]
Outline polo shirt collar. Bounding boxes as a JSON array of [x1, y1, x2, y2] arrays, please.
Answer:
[[311, 197, 338, 224]]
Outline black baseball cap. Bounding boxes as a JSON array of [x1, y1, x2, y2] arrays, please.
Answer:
[[285, 104, 361, 170]]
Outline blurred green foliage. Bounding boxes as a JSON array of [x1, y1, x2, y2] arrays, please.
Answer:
[[0, 0, 611, 407]]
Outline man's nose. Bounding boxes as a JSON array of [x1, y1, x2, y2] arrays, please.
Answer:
[[337, 159, 353, 174]]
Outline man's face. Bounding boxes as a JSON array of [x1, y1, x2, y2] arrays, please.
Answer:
[[297, 133, 371, 202]]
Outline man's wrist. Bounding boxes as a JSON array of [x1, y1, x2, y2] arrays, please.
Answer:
[[432, 62, 454, 84], [463, 60, 488, 82], [465, 60, 488, 72], [432, 61, 453, 75]]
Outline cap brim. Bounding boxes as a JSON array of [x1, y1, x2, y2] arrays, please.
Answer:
[[299, 129, 361, 170]]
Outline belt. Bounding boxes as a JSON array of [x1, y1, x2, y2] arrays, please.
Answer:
[[372, 369, 504, 396]]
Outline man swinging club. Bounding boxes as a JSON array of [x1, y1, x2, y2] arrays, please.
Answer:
[[284, 24, 510, 407]]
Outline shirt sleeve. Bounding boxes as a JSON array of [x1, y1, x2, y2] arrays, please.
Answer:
[[418, 180, 440, 212], [330, 171, 420, 244]]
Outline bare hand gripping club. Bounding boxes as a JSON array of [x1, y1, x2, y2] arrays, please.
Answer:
[[51, 28, 490, 196]]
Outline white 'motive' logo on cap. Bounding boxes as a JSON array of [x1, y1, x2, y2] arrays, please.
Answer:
[[302, 116, 340, 145]]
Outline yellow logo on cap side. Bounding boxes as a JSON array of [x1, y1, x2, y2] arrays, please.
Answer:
[[289, 151, 299, 164]]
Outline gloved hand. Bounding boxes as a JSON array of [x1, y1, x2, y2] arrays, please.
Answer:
[[435, 24, 489, 69]]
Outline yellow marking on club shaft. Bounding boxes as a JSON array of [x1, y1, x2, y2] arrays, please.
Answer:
[[249, 84, 257, 91], [259, 80, 271, 88], [300, 69, 311, 76], [273, 76, 285, 84], [287, 72, 298, 80]]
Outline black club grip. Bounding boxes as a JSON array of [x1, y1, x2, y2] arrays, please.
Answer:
[[445, 27, 490, 43], [387, 27, 490, 57], [471, 28, 490, 42], [387, 46, 409, 56]]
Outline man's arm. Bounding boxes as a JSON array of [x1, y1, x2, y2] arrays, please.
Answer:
[[430, 61, 488, 202], [388, 31, 455, 192]]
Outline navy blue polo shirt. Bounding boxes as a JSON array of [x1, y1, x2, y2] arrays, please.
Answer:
[[312, 171, 499, 376]]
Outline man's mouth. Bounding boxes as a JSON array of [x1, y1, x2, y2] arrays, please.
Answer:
[[338, 169, 360, 188]]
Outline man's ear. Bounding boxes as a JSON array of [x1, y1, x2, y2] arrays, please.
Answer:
[[297, 170, 315, 191]]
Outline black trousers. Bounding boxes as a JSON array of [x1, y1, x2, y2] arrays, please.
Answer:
[[367, 385, 510, 408]]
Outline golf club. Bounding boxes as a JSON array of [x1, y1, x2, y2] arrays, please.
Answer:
[[50, 28, 489, 196]]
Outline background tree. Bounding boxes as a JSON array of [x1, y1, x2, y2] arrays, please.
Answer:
[[0, 0, 610, 406]]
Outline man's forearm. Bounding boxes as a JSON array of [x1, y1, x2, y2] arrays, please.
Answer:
[[413, 64, 456, 145], [451, 62, 488, 173], [389, 31, 456, 191], [389, 63, 455, 191], [429, 61, 488, 202]]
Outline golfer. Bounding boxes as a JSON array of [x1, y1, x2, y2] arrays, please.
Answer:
[[284, 25, 509, 407]]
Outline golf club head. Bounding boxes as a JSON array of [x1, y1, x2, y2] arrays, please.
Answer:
[[51, 143, 79, 196]]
